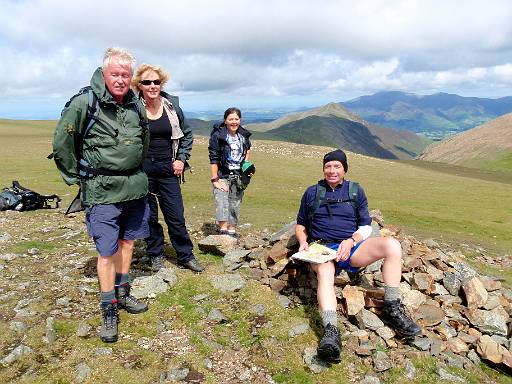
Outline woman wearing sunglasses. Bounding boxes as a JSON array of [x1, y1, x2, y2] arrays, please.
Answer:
[[132, 64, 204, 273]]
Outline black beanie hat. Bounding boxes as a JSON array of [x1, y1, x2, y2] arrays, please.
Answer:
[[323, 149, 348, 172]]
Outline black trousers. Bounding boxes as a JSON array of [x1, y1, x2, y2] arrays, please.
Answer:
[[143, 157, 193, 263]]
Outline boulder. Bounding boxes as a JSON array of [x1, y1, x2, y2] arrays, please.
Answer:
[[414, 304, 444, 327], [442, 273, 462, 296], [266, 240, 291, 263], [355, 309, 384, 331], [269, 258, 290, 277], [198, 235, 238, 256], [477, 335, 512, 370], [131, 275, 169, 299], [269, 222, 297, 247], [402, 289, 427, 310], [462, 277, 488, 308], [466, 307, 508, 336], [223, 249, 251, 271], [342, 285, 365, 316], [446, 337, 469, 354], [373, 351, 393, 372], [413, 273, 435, 294], [209, 274, 246, 293]]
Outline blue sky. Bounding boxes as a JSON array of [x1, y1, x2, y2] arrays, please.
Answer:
[[1, 0, 512, 119]]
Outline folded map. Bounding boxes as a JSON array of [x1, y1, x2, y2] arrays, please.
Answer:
[[290, 242, 338, 264]]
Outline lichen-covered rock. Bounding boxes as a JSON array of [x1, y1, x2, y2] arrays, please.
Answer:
[[209, 273, 246, 293], [130, 275, 170, 299], [355, 309, 384, 331], [466, 307, 508, 336]]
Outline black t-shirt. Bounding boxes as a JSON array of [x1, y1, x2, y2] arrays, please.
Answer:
[[147, 109, 172, 158]]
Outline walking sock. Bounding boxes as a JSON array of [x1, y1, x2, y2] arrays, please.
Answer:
[[100, 290, 117, 306], [320, 310, 338, 328], [115, 273, 130, 287], [384, 285, 400, 302]]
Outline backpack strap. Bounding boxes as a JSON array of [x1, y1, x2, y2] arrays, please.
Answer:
[[348, 181, 360, 223], [307, 181, 326, 224], [82, 87, 99, 139], [307, 180, 361, 225]]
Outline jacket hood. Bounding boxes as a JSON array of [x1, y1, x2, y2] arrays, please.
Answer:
[[90, 67, 137, 105]]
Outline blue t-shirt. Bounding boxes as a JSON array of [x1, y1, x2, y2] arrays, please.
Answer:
[[296, 179, 372, 242]]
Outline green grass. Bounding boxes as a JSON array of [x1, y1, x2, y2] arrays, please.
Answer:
[[1, 119, 512, 382], [1, 119, 511, 257], [478, 151, 512, 173]]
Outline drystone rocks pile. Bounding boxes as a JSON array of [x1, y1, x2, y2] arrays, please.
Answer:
[[198, 211, 512, 374]]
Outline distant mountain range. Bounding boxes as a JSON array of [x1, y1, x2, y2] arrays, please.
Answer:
[[342, 91, 512, 140], [418, 112, 512, 173], [245, 103, 428, 159]]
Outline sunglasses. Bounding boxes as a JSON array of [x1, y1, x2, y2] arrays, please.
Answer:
[[139, 79, 161, 86]]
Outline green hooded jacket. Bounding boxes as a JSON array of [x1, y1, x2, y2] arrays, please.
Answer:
[[52, 67, 149, 205]]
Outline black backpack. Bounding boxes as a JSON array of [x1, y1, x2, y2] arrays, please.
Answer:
[[0, 181, 61, 211], [307, 180, 360, 224]]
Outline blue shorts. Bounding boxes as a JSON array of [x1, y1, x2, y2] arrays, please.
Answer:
[[85, 197, 150, 257], [325, 240, 366, 274]]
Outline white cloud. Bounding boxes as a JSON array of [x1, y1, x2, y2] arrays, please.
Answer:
[[0, 0, 511, 116]]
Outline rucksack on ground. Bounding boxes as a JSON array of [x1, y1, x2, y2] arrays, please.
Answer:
[[0, 181, 61, 211]]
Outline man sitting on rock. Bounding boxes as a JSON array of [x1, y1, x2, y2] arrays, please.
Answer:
[[295, 149, 421, 362]]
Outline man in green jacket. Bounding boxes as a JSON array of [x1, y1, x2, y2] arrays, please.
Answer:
[[53, 47, 150, 343]]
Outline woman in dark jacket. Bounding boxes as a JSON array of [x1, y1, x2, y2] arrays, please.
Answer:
[[208, 107, 251, 237], [132, 64, 204, 273]]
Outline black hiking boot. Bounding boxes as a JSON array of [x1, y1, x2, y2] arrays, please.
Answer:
[[178, 257, 205, 273], [116, 283, 148, 314], [381, 299, 421, 338], [100, 301, 119, 343], [317, 323, 341, 362], [151, 255, 163, 272]]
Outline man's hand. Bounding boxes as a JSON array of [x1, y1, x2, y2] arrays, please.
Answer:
[[336, 239, 354, 262], [298, 241, 309, 252], [173, 160, 185, 176]]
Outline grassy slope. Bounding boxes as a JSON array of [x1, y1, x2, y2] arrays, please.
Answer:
[[1, 119, 511, 383], [1, 119, 511, 256]]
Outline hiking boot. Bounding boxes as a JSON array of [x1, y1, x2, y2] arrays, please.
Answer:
[[178, 258, 205, 273], [100, 301, 119, 343], [317, 323, 341, 362], [381, 299, 421, 338], [151, 255, 163, 272], [116, 283, 148, 314]]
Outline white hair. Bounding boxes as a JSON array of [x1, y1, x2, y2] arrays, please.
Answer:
[[102, 47, 136, 70]]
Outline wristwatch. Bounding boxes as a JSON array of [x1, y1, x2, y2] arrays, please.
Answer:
[[211, 177, 219, 183], [350, 236, 358, 245]]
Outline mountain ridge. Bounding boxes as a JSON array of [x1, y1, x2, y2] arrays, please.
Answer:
[[246, 102, 428, 159], [342, 91, 512, 139]]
